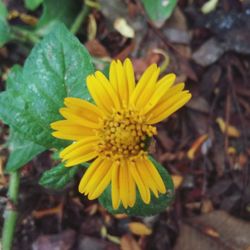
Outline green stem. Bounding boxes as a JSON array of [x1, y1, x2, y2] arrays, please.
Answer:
[[70, 3, 90, 35], [2, 171, 20, 250], [10, 26, 40, 44]]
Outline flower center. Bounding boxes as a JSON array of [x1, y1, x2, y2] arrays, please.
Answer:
[[97, 108, 157, 160]]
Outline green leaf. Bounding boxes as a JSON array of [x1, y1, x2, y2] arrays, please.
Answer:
[[5, 129, 45, 172], [99, 156, 174, 216], [25, 0, 44, 11], [39, 163, 79, 189], [0, 0, 10, 47], [0, 0, 8, 17], [141, 0, 177, 27], [0, 23, 94, 149], [0, 17, 10, 47], [36, 0, 81, 35]]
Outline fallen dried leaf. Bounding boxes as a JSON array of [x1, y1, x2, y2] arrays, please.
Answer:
[[172, 175, 183, 189], [238, 153, 248, 168], [87, 14, 97, 40], [121, 234, 141, 250], [201, 0, 219, 14], [203, 227, 220, 238], [114, 213, 128, 219], [85, 203, 98, 215], [32, 202, 63, 219], [216, 117, 240, 138], [114, 18, 135, 38], [128, 222, 152, 236], [201, 199, 214, 214], [192, 38, 224, 67], [227, 147, 236, 155], [85, 39, 110, 58], [187, 134, 209, 160], [32, 229, 75, 250], [174, 211, 250, 250], [0, 156, 7, 187]]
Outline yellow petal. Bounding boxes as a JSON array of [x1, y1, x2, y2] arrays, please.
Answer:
[[51, 120, 95, 140], [126, 160, 136, 207], [52, 131, 86, 141], [112, 162, 120, 209], [144, 159, 166, 193], [64, 151, 97, 167], [119, 159, 129, 209], [94, 71, 121, 109], [85, 159, 112, 197], [86, 75, 113, 114], [141, 73, 176, 115], [88, 166, 112, 199], [128, 160, 150, 204], [147, 92, 191, 124], [146, 83, 185, 118], [116, 60, 128, 104], [64, 97, 104, 120], [136, 158, 159, 198], [60, 136, 99, 158], [134, 67, 160, 109], [124, 58, 135, 101], [109, 60, 119, 98], [130, 63, 158, 106], [61, 143, 94, 161], [60, 137, 99, 167], [78, 157, 103, 193], [59, 107, 101, 129]]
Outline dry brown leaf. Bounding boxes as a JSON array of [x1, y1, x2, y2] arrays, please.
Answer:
[[228, 147, 237, 155], [121, 234, 141, 250], [85, 39, 110, 58], [174, 211, 250, 250], [8, 10, 37, 25], [187, 134, 209, 160], [216, 117, 240, 138], [172, 175, 183, 189], [32, 202, 63, 219], [114, 18, 135, 38], [114, 213, 128, 219], [128, 222, 152, 236], [201, 199, 214, 214], [203, 227, 220, 238], [0, 156, 7, 187]]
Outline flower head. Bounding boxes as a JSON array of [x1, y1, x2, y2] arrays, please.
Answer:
[[51, 59, 191, 209]]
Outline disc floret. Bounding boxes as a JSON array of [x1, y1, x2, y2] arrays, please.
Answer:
[[97, 107, 157, 161]]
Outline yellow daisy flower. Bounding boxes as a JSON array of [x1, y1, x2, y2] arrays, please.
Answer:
[[51, 58, 191, 209]]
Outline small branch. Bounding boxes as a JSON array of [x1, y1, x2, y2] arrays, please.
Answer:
[[70, 3, 90, 35], [2, 171, 20, 250]]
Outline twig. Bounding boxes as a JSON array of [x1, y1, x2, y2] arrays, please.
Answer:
[[2, 171, 20, 250]]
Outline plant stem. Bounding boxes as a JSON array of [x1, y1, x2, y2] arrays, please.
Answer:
[[2, 171, 20, 250], [70, 3, 90, 35], [10, 26, 40, 44]]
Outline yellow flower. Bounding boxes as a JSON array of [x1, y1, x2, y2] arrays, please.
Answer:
[[51, 59, 191, 209]]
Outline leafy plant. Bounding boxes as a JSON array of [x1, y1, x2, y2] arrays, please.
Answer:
[[24, 0, 44, 11], [1, 23, 175, 217], [39, 163, 80, 189], [0, 0, 10, 47], [0, 23, 94, 171], [140, 0, 177, 27], [99, 157, 174, 216]]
